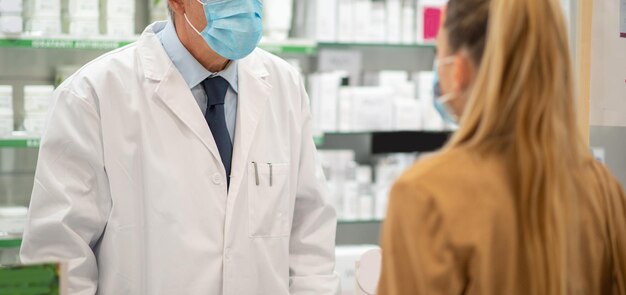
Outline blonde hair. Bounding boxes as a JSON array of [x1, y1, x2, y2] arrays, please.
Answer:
[[446, 0, 589, 293]]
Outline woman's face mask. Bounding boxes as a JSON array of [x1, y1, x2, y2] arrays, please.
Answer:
[[185, 0, 264, 60], [433, 56, 460, 125]]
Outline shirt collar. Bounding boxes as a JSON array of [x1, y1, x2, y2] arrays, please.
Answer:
[[157, 19, 238, 93]]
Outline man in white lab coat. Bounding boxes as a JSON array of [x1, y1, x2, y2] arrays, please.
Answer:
[[20, 0, 340, 294]]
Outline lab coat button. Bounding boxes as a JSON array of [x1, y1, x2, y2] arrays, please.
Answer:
[[212, 174, 222, 185]]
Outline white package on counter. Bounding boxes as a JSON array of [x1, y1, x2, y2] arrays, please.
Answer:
[[336, 245, 380, 295], [0, 0, 23, 13]]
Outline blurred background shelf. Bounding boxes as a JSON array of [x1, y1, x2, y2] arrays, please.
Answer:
[[0, 36, 435, 54], [0, 137, 40, 148], [0, 35, 135, 50], [317, 131, 452, 162], [318, 41, 436, 49]]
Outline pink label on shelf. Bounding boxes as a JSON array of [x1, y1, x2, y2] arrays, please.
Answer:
[[423, 7, 443, 40], [621, 33, 626, 38]]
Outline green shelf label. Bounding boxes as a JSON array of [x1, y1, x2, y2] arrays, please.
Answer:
[[0, 138, 40, 148], [0, 264, 62, 295], [0, 38, 132, 50]]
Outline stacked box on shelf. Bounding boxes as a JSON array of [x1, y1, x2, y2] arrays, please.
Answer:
[[416, 0, 446, 43], [296, 0, 443, 45], [22, 85, 53, 135], [0, 0, 23, 34], [263, 0, 293, 40], [62, 0, 99, 36], [100, 0, 135, 37], [23, 0, 61, 35], [0, 86, 13, 137], [149, 0, 168, 23]]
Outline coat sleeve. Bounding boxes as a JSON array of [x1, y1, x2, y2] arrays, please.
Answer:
[[377, 179, 464, 295], [288, 76, 341, 295], [20, 86, 111, 295]]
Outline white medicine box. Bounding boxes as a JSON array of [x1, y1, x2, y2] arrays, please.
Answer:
[[0, 0, 23, 14], [24, 17, 62, 35], [0, 15, 22, 34], [24, 85, 54, 113], [102, 18, 135, 36], [0, 115, 14, 136], [62, 0, 99, 18], [62, 15, 99, 36], [0, 86, 14, 137], [100, 0, 136, 19], [23, 0, 61, 17], [0, 86, 13, 114]]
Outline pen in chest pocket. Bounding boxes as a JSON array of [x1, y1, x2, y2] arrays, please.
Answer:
[[253, 162, 260, 186], [251, 162, 275, 186]]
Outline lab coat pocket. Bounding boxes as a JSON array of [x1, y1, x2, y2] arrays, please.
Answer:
[[248, 162, 290, 238]]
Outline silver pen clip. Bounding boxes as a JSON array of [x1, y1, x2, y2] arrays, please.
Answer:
[[253, 162, 260, 186], [268, 163, 273, 187]]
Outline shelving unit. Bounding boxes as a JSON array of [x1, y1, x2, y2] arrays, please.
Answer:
[[0, 35, 435, 55]]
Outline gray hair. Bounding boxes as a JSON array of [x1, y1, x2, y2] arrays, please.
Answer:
[[167, 3, 173, 16]]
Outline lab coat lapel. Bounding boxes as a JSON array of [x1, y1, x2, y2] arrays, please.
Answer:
[[228, 52, 271, 200], [140, 29, 222, 164], [154, 69, 221, 162]]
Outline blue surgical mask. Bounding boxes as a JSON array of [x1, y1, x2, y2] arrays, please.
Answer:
[[185, 0, 263, 60], [433, 60, 459, 125]]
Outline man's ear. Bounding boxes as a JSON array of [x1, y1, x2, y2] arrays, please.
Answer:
[[168, 0, 186, 16]]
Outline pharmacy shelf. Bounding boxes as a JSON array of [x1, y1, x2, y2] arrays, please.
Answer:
[[0, 138, 40, 148], [0, 35, 135, 50], [0, 238, 21, 248], [0, 36, 433, 54], [0, 35, 317, 55], [318, 131, 453, 154], [318, 41, 436, 49], [259, 39, 318, 55], [338, 219, 382, 225]]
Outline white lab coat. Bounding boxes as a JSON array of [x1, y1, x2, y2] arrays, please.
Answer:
[[20, 22, 340, 295]]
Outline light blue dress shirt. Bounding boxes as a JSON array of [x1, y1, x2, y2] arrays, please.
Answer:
[[157, 20, 238, 143]]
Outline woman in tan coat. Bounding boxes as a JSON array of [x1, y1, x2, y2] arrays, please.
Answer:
[[377, 0, 626, 294]]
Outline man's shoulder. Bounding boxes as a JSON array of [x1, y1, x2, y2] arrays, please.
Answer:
[[58, 43, 140, 94], [249, 48, 301, 80]]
